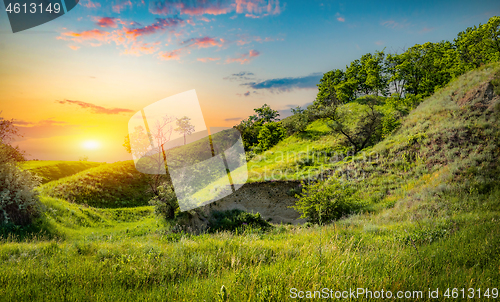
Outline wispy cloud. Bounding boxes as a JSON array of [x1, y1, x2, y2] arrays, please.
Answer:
[[124, 17, 184, 38], [56, 99, 134, 114], [243, 73, 322, 92], [224, 117, 242, 122], [113, 0, 132, 13], [381, 19, 410, 29], [226, 49, 260, 64], [419, 27, 435, 33], [197, 57, 221, 62], [335, 12, 345, 22], [150, 0, 282, 18], [223, 71, 255, 81], [80, 0, 100, 8], [181, 36, 225, 48], [375, 40, 384, 46], [158, 49, 183, 61]]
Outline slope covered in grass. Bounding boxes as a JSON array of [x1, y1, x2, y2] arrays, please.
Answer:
[[38, 161, 154, 208], [1, 64, 499, 300], [20, 160, 104, 184]]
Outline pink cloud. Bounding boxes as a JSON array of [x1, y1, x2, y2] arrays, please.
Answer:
[[337, 17, 345, 22], [197, 57, 220, 62], [95, 17, 120, 28], [182, 36, 224, 48], [113, 0, 132, 13], [124, 17, 184, 38], [226, 49, 260, 64], [56, 99, 134, 114], [158, 49, 183, 61], [80, 0, 100, 8], [150, 0, 281, 18], [68, 45, 80, 50]]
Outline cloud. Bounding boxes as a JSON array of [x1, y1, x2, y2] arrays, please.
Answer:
[[122, 41, 161, 56], [181, 36, 224, 48], [197, 57, 220, 62], [337, 17, 345, 22], [80, 0, 101, 8], [12, 119, 78, 140], [59, 29, 111, 45], [243, 73, 322, 92], [226, 49, 260, 64], [243, 91, 250, 96], [375, 40, 384, 46], [420, 27, 435, 33], [58, 18, 184, 56], [381, 19, 409, 29], [95, 17, 120, 28], [68, 45, 80, 50], [223, 71, 255, 81], [56, 99, 134, 114], [113, 0, 132, 13], [124, 17, 184, 38], [150, 0, 281, 18], [224, 117, 242, 122], [158, 49, 183, 60]]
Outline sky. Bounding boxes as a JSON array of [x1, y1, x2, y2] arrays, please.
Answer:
[[0, 0, 499, 162]]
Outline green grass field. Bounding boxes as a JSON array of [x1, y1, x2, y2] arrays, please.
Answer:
[[20, 160, 104, 184], [1, 63, 500, 301]]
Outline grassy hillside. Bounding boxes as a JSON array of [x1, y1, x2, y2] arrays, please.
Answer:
[[1, 64, 499, 300], [38, 161, 154, 208], [20, 160, 104, 184]]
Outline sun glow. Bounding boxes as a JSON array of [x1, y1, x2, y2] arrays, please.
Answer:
[[82, 140, 100, 150]]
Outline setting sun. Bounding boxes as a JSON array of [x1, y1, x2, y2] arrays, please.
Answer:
[[82, 140, 100, 150]]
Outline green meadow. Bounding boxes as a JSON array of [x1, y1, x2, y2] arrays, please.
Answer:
[[1, 62, 500, 301]]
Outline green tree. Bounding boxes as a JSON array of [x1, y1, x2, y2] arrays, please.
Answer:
[[327, 99, 383, 154], [257, 122, 286, 151], [175, 116, 195, 145], [235, 104, 280, 150]]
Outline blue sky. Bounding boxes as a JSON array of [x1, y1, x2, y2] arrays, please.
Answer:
[[0, 0, 499, 161]]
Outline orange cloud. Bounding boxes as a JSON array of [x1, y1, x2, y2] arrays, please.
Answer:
[[226, 49, 260, 64], [59, 29, 111, 45], [124, 17, 184, 38], [95, 17, 120, 28], [68, 45, 80, 50], [158, 49, 183, 61], [56, 99, 134, 114], [182, 36, 224, 48], [197, 57, 220, 62]]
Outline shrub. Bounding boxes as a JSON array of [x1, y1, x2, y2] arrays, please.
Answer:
[[207, 209, 272, 233], [0, 143, 41, 226], [293, 178, 356, 224], [148, 185, 178, 220], [257, 122, 286, 151], [282, 112, 309, 135]]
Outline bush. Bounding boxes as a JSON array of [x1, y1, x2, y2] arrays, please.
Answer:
[[148, 185, 178, 220], [207, 209, 272, 233], [293, 178, 356, 224], [282, 112, 310, 135], [0, 143, 41, 226], [257, 122, 286, 151]]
